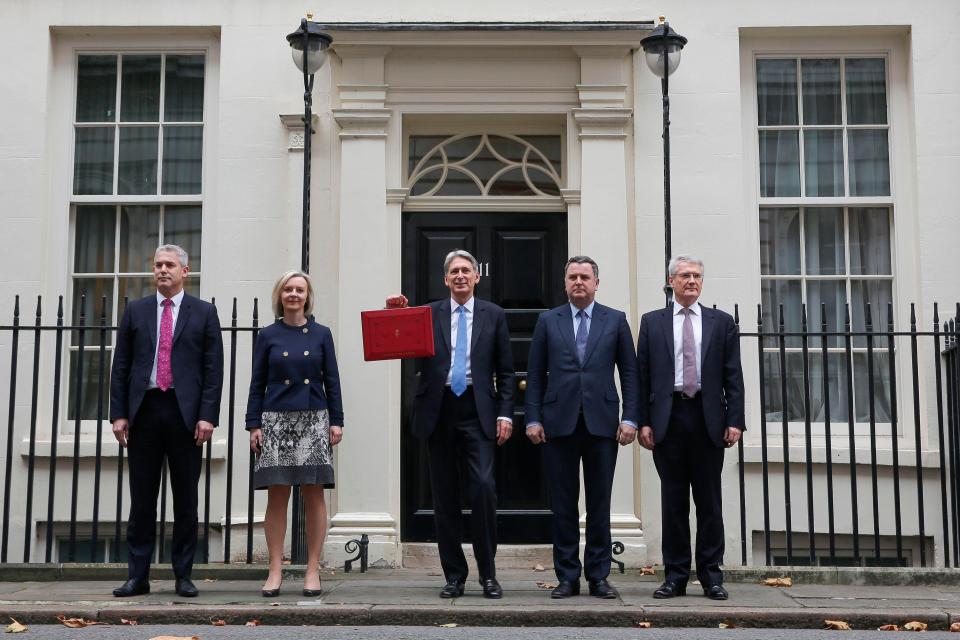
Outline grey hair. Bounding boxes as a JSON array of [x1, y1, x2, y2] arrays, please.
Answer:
[[668, 254, 704, 277], [443, 249, 479, 275], [564, 255, 599, 279], [155, 244, 189, 267]]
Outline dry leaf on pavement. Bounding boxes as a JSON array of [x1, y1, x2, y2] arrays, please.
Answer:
[[950, 621, 960, 632], [536, 581, 558, 589], [639, 566, 656, 576], [533, 563, 545, 572], [825, 619, 852, 630], [202, 578, 217, 583], [211, 619, 226, 626], [56, 615, 105, 628], [149, 636, 200, 640], [878, 625, 900, 631], [761, 577, 793, 587], [439, 623, 458, 628], [245, 620, 261, 627], [720, 620, 737, 629], [120, 618, 138, 625], [904, 621, 928, 631], [4, 619, 27, 633], [637, 621, 652, 628]]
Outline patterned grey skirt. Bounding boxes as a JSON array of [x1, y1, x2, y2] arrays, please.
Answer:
[[254, 409, 334, 489]]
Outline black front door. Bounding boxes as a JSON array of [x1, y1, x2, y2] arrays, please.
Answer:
[[400, 211, 568, 543]]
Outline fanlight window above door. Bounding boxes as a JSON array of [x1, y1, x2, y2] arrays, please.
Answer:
[[407, 134, 562, 197]]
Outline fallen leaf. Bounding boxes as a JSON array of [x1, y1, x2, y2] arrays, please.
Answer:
[[148, 636, 200, 640], [4, 618, 27, 633], [720, 620, 737, 629], [825, 619, 852, 630], [535, 581, 558, 589], [270, 602, 280, 607], [878, 625, 900, 631], [533, 563, 545, 572], [245, 620, 261, 627], [639, 566, 656, 576], [950, 621, 960, 632], [120, 618, 138, 625], [719, 623, 730, 629], [637, 621, 652, 628], [439, 623, 458, 628], [211, 619, 226, 626], [762, 577, 793, 587], [203, 578, 217, 583], [904, 621, 928, 631], [56, 615, 105, 628]]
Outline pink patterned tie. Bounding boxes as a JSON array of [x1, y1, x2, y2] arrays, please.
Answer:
[[156, 298, 174, 391]]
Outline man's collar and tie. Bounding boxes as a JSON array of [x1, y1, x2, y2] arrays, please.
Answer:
[[150, 290, 185, 390], [448, 296, 475, 396], [570, 301, 595, 366], [672, 300, 702, 396]]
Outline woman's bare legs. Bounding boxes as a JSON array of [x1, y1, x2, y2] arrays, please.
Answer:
[[301, 484, 328, 592], [262, 485, 292, 591]]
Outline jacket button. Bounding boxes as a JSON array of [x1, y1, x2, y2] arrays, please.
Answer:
[[284, 379, 290, 385], [302, 328, 309, 334], [283, 351, 289, 357], [304, 378, 310, 384], [304, 350, 310, 356]]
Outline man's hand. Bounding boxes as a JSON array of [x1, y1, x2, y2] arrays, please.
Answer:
[[638, 426, 655, 451], [250, 427, 263, 453], [112, 418, 129, 447], [330, 426, 343, 446], [385, 294, 408, 309], [616, 423, 637, 447], [496, 419, 513, 446], [526, 424, 546, 445], [195, 420, 215, 446], [723, 427, 742, 448]]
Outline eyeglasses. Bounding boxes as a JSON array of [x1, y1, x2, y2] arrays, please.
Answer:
[[674, 272, 703, 281]]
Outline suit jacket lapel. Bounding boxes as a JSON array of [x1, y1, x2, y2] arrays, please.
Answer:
[[147, 296, 159, 350], [437, 299, 452, 355], [172, 294, 192, 345], [700, 304, 715, 360], [470, 300, 485, 353], [555, 305, 577, 362], [581, 304, 606, 368], [660, 307, 675, 375]]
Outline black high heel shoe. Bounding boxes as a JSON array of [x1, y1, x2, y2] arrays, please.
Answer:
[[302, 583, 322, 597], [261, 579, 282, 598]]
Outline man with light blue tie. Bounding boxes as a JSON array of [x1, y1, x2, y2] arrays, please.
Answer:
[[386, 249, 514, 599], [525, 256, 639, 599]]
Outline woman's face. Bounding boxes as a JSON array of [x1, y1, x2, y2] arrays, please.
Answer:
[[280, 276, 308, 314]]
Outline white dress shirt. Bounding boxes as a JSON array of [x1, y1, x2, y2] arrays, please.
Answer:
[[672, 300, 702, 391], [148, 289, 184, 389]]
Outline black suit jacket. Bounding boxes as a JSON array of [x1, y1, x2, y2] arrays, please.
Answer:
[[110, 293, 224, 431], [412, 298, 514, 440], [636, 304, 745, 448], [525, 302, 639, 439]]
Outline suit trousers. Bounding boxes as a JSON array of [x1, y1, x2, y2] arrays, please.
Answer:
[[652, 396, 725, 586], [126, 389, 203, 581], [426, 387, 497, 584], [544, 415, 618, 583]]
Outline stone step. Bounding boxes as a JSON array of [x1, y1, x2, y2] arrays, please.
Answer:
[[401, 543, 554, 570]]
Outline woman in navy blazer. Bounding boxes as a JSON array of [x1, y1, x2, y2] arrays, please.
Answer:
[[246, 270, 343, 598]]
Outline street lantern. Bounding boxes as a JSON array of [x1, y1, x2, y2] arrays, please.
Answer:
[[640, 18, 687, 305]]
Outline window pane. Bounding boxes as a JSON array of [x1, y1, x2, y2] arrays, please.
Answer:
[[759, 208, 800, 275], [164, 205, 203, 271], [518, 135, 563, 177], [808, 352, 850, 423], [853, 351, 892, 423], [803, 129, 844, 196], [161, 125, 203, 194], [73, 127, 115, 195], [801, 59, 841, 125], [72, 279, 114, 347], [806, 280, 847, 347], [118, 276, 157, 307], [759, 130, 800, 197], [761, 279, 802, 348], [849, 207, 892, 275], [74, 205, 116, 273], [164, 55, 205, 122], [119, 205, 160, 272], [804, 207, 845, 275], [848, 129, 890, 196], [850, 280, 893, 348], [120, 55, 161, 122], [757, 59, 798, 126], [487, 167, 536, 196], [67, 350, 111, 421], [76, 55, 117, 122], [409, 167, 443, 196], [435, 167, 483, 196], [845, 58, 887, 125], [118, 126, 159, 195], [762, 352, 805, 422], [408, 135, 449, 178]]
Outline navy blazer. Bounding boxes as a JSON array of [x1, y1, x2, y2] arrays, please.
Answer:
[[245, 319, 344, 428], [525, 302, 639, 440], [412, 298, 515, 440], [636, 304, 746, 448], [109, 293, 224, 431]]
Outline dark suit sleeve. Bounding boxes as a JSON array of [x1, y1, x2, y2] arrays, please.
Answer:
[[722, 314, 746, 430], [636, 314, 651, 427], [109, 303, 135, 422], [322, 327, 345, 426], [197, 304, 224, 426], [245, 328, 269, 429], [493, 306, 515, 419], [524, 313, 548, 426], [616, 312, 639, 425]]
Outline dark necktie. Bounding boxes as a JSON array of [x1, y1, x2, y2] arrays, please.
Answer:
[[575, 308, 589, 365]]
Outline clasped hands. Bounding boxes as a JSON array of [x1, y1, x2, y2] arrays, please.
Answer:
[[112, 418, 216, 447]]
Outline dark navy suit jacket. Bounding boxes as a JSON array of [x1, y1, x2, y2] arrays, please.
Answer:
[[636, 304, 745, 448], [245, 319, 344, 428], [525, 302, 639, 440], [412, 298, 514, 440], [109, 293, 224, 431]]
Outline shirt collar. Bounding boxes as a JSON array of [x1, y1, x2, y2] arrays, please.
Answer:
[[157, 290, 185, 307], [451, 297, 474, 313], [673, 300, 701, 316], [570, 301, 595, 318]]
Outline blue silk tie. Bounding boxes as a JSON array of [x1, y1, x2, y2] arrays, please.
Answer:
[[451, 305, 468, 396], [575, 308, 589, 365]]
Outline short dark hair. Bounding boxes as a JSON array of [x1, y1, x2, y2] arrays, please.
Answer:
[[564, 255, 599, 279]]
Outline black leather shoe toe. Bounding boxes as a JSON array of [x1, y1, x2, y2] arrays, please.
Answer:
[[653, 580, 687, 599], [113, 578, 150, 598], [175, 577, 198, 598], [439, 580, 465, 598], [588, 578, 619, 599], [481, 578, 502, 599], [550, 580, 580, 599], [704, 584, 728, 600]]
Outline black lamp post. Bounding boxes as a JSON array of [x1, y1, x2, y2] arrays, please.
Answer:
[[640, 17, 687, 305], [285, 16, 332, 565]]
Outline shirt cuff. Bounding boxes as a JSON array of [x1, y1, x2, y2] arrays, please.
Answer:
[[620, 420, 638, 430], [496, 416, 513, 424], [526, 421, 542, 430]]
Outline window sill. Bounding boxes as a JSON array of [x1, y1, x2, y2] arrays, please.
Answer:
[[740, 443, 941, 468], [20, 438, 229, 460]]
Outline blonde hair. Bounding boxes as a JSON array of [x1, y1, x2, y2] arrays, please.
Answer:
[[271, 270, 315, 318]]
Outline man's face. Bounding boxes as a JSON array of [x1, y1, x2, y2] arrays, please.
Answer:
[[444, 256, 479, 302], [669, 261, 703, 307], [153, 250, 189, 297], [565, 262, 599, 308]]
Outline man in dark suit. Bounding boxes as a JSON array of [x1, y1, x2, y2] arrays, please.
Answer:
[[525, 256, 639, 599], [386, 249, 514, 599], [109, 244, 223, 598], [636, 255, 744, 601]]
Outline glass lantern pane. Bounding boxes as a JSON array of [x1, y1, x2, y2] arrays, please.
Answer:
[[74, 205, 116, 273], [759, 130, 801, 197], [756, 59, 798, 126], [845, 58, 888, 125], [118, 126, 159, 194], [801, 59, 841, 125], [758, 207, 801, 275], [803, 129, 844, 197], [120, 55, 161, 122], [119, 205, 161, 273], [164, 55, 205, 122], [848, 129, 890, 196], [73, 127, 115, 195], [803, 207, 845, 275], [161, 125, 203, 194], [163, 205, 203, 271], [76, 55, 117, 122]]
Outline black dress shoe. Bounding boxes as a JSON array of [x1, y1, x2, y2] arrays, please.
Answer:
[[481, 578, 502, 599], [653, 580, 687, 599], [588, 579, 619, 599], [703, 584, 728, 600], [175, 577, 199, 597], [550, 580, 580, 599], [113, 578, 150, 597], [439, 580, 465, 598]]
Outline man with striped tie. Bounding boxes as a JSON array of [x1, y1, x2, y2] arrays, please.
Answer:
[[386, 249, 514, 599]]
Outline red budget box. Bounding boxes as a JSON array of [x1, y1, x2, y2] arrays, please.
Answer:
[[361, 306, 436, 361]]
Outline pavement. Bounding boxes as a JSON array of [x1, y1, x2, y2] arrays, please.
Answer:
[[1, 566, 960, 630]]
